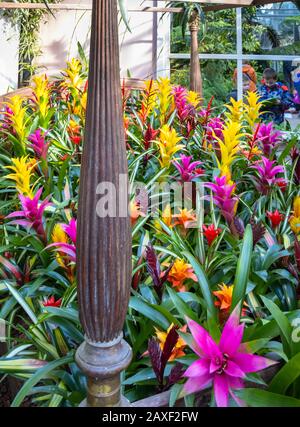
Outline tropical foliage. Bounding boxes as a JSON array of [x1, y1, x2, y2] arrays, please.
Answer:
[[0, 55, 300, 407]]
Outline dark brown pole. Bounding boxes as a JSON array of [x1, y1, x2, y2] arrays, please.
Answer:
[[189, 10, 203, 98], [75, 0, 132, 407]]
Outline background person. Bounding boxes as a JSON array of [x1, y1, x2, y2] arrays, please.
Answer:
[[259, 67, 294, 125]]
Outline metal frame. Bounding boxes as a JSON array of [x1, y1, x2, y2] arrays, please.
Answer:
[[170, 5, 300, 100]]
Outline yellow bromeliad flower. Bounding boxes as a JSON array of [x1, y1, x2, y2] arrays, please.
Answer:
[[51, 224, 68, 268], [4, 96, 28, 144], [216, 120, 243, 182], [156, 77, 174, 121], [154, 324, 187, 361], [244, 91, 262, 129], [62, 58, 84, 91], [153, 204, 173, 231], [225, 98, 243, 123], [290, 196, 300, 235], [186, 90, 201, 108], [5, 156, 35, 197], [32, 75, 50, 119], [156, 125, 184, 168]]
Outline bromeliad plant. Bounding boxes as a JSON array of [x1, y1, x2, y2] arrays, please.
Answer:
[[0, 56, 300, 407]]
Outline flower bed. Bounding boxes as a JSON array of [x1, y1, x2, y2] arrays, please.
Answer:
[[0, 57, 300, 407]]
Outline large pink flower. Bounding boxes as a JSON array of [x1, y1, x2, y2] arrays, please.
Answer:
[[183, 306, 276, 407]]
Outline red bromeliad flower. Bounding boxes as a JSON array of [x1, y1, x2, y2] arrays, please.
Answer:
[[267, 210, 284, 228], [42, 296, 62, 307], [203, 224, 222, 246], [143, 123, 159, 151], [276, 178, 287, 192]]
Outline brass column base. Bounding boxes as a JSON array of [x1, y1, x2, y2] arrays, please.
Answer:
[[76, 334, 132, 407]]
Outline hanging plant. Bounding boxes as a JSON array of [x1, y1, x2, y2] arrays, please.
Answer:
[[0, 1, 61, 87]]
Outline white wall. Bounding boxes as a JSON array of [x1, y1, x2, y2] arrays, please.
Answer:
[[0, 0, 170, 95], [37, 0, 170, 80], [0, 17, 19, 94]]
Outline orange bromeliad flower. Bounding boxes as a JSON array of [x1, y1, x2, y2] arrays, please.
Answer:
[[130, 200, 146, 226], [68, 120, 82, 145], [166, 259, 197, 292], [155, 324, 187, 361], [213, 283, 247, 322], [173, 208, 197, 229]]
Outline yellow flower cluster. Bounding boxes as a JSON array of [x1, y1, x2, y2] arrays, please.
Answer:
[[4, 96, 28, 144], [290, 196, 300, 235], [5, 156, 36, 197], [216, 119, 243, 183], [32, 75, 51, 120], [156, 125, 184, 168], [243, 91, 262, 129]]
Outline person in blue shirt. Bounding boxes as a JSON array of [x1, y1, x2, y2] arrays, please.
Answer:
[[259, 68, 294, 125]]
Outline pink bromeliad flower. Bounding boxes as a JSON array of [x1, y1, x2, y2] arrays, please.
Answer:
[[48, 218, 76, 263], [173, 86, 192, 122], [251, 157, 284, 195], [173, 154, 204, 182], [1, 106, 14, 131], [6, 188, 51, 242], [205, 176, 238, 224], [256, 123, 281, 156], [28, 129, 50, 160], [183, 306, 277, 407], [205, 117, 224, 144]]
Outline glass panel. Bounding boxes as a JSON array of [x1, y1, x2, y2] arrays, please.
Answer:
[[170, 58, 237, 108], [170, 9, 237, 54], [242, 3, 300, 55]]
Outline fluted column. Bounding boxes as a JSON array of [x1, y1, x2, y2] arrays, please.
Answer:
[[75, 0, 132, 407], [189, 10, 203, 98]]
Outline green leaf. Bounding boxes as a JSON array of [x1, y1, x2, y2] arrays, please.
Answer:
[[129, 296, 170, 329], [269, 352, 300, 395], [234, 388, 300, 407], [169, 383, 184, 407], [182, 251, 217, 320], [3, 281, 38, 324], [11, 354, 74, 407], [232, 225, 253, 313], [261, 296, 292, 358], [167, 286, 199, 322], [0, 358, 47, 373]]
